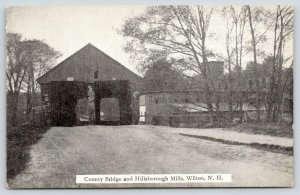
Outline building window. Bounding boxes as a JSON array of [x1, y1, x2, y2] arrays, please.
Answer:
[[185, 98, 189, 103], [149, 96, 153, 103], [44, 94, 48, 102], [67, 77, 74, 81], [155, 99, 159, 104]]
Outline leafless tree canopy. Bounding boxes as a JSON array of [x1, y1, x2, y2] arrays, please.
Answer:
[[6, 33, 61, 126], [121, 5, 293, 124]]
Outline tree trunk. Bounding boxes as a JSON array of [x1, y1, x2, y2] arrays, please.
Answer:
[[272, 12, 285, 122], [266, 6, 279, 122], [234, 19, 241, 123], [226, 49, 233, 123], [173, 6, 215, 125], [227, 25, 233, 123], [201, 51, 216, 125], [200, 57, 214, 124], [202, 53, 220, 124], [228, 64, 233, 123], [204, 78, 215, 124], [238, 21, 245, 123], [30, 62, 35, 117], [26, 82, 32, 118], [26, 62, 35, 119], [247, 6, 261, 122]]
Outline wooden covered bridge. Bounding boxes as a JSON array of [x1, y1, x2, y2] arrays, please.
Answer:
[[37, 43, 142, 126]]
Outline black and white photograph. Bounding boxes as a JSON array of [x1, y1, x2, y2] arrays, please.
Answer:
[[6, 5, 294, 188]]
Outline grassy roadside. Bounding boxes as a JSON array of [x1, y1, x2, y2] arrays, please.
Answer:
[[7, 124, 50, 180], [180, 133, 293, 156], [226, 122, 293, 138]]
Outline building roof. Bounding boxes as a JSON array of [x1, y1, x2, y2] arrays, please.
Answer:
[[37, 43, 142, 85], [170, 102, 266, 113], [142, 90, 204, 94]]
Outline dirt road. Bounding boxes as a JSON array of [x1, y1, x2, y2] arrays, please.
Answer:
[[9, 125, 293, 188]]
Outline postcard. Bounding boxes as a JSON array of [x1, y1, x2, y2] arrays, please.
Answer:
[[6, 5, 293, 188]]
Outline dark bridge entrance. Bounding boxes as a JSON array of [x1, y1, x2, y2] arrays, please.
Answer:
[[94, 80, 133, 125], [48, 81, 88, 126]]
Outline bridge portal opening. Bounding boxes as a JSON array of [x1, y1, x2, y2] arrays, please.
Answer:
[[94, 80, 133, 125], [100, 98, 120, 122]]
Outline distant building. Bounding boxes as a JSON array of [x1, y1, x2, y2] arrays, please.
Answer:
[[138, 61, 281, 125]]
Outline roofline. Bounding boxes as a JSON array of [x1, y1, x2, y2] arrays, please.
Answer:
[[37, 44, 89, 83], [141, 89, 263, 94], [142, 90, 204, 94], [87, 43, 142, 81], [37, 43, 142, 83], [201, 61, 224, 64]]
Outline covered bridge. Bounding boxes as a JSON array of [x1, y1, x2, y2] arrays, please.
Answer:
[[37, 43, 142, 126]]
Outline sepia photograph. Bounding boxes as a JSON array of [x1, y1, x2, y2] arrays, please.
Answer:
[[6, 5, 294, 188]]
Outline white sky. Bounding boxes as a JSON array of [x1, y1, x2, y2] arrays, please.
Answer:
[[6, 6, 146, 74], [6, 6, 293, 75]]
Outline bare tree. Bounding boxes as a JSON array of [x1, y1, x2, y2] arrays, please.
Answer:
[[246, 5, 264, 122], [215, 6, 247, 123], [232, 6, 247, 122], [6, 33, 61, 126], [121, 5, 221, 124], [266, 5, 293, 122], [22, 40, 61, 118], [6, 33, 26, 126], [121, 5, 293, 125]]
